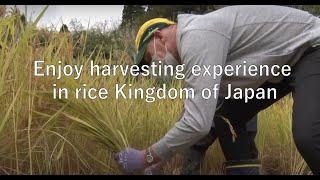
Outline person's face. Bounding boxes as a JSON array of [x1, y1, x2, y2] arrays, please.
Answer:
[[144, 36, 167, 65], [143, 25, 180, 66]]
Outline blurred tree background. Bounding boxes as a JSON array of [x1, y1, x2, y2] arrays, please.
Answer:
[[120, 5, 217, 28], [2, 5, 320, 61], [120, 5, 320, 28]]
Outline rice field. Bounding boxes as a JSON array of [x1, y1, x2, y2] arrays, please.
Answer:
[[0, 6, 312, 175]]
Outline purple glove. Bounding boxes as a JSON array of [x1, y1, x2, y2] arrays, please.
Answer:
[[113, 148, 145, 174]]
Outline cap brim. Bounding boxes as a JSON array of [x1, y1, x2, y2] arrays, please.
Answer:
[[134, 27, 160, 66], [134, 42, 148, 66]]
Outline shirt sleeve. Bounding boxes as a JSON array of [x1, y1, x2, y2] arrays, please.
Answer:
[[151, 30, 230, 160]]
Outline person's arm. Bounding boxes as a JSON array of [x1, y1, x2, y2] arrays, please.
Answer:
[[151, 30, 231, 160], [112, 30, 230, 174]]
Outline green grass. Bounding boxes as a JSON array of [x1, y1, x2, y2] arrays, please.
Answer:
[[0, 7, 312, 175]]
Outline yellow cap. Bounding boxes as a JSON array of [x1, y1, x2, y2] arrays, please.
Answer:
[[133, 18, 175, 66], [135, 18, 175, 51]]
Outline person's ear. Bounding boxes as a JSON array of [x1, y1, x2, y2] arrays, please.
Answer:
[[153, 29, 162, 39], [153, 30, 166, 44], [154, 30, 165, 46]]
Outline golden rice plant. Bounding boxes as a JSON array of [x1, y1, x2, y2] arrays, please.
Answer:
[[0, 5, 312, 174]]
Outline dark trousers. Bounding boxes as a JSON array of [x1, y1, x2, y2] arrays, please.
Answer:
[[218, 47, 320, 174], [192, 46, 320, 174], [191, 114, 258, 161]]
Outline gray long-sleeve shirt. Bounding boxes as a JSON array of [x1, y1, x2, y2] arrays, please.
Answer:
[[152, 5, 320, 160]]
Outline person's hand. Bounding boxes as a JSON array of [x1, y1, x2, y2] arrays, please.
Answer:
[[113, 148, 146, 174]]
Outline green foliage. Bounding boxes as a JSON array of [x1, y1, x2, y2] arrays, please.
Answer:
[[121, 5, 146, 27], [287, 5, 320, 16], [59, 24, 69, 33], [120, 5, 217, 30], [0, 4, 316, 175]]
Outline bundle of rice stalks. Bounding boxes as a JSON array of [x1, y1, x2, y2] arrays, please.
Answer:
[[54, 56, 133, 153], [61, 95, 130, 153]]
